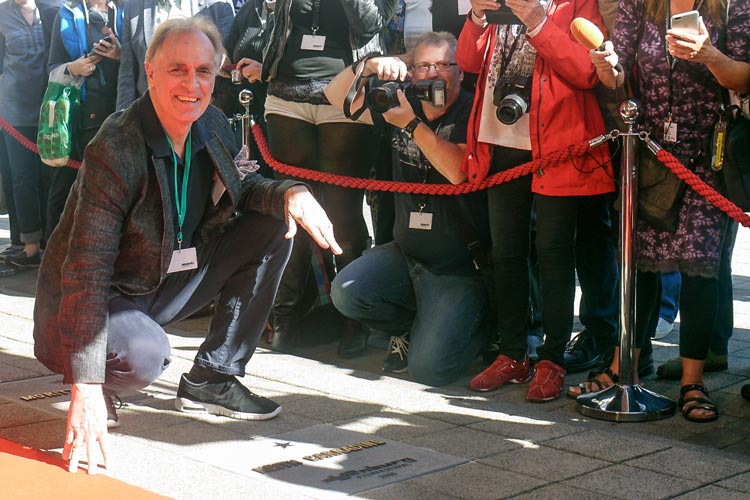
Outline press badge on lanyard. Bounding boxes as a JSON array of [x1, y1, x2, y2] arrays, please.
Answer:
[[167, 247, 198, 273], [409, 210, 433, 230], [165, 132, 198, 273], [301, 0, 325, 51], [663, 115, 678, 143]]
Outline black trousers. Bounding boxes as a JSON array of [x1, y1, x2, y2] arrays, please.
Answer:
[[102, 212, 291, 394]]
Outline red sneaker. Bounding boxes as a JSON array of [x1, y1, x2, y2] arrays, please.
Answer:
[[526, 360, 566, 402], [469, 355, 531, 392]]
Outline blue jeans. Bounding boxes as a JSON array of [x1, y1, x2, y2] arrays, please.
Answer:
[[331, 242, 488, 386], [2, 127, 50, 244], [659, 272, 681, 324], [102, 212, 291, 394]]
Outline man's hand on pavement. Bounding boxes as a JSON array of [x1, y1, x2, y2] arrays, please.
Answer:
[[64, 383, 109, 474]]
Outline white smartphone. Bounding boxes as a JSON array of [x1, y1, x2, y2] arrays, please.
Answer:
[[670, 10, 700, 35]]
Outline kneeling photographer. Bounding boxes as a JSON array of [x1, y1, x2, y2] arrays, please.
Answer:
[[458, 0, 617, 402], [324, 32, 491, 386]]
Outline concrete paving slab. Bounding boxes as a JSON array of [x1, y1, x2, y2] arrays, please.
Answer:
[[467, 415, 584, 443], [357, 480, 462, 500], [544, 429, 670, 462], [624, 447, 750, 481], [281, 394, 387, 423], [559, 463, 702, 500], [717, 470, 750, 493], [404, 426, 524, 460], [509, 483, 626, 500], [479, 445, 613, 482], [0, 417, 66, 451], [0, 399, 61, 428], [408, 462, 547, 500], [723, 438, 750, 455], [683, 418, 750, 449], [333, 411, 458, 441], [671, 485, 750, 500]]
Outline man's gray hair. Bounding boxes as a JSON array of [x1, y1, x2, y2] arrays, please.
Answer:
[[413, 31, 458, 57], [145, 17, 225, 69]]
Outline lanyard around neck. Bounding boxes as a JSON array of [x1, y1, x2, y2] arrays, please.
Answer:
[[165, 131, 192, 249]]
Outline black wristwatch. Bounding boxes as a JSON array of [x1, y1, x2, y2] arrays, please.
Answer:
[[402, 117, 422, 139]]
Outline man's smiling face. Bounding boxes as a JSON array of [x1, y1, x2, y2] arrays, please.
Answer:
[[145, 29, 217, 133]]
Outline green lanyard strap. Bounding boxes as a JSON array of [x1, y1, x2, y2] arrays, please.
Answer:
[[165, 131, 192, 249]]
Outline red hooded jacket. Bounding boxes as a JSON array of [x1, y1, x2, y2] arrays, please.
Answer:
[[457, 0, 615, 196]]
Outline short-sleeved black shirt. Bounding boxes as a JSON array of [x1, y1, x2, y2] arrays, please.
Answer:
[[375, 89, 490, 275]]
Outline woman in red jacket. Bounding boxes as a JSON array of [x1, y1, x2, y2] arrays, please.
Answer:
[[459, 0, 614, 402]]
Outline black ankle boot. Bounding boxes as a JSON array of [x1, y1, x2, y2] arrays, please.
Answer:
[[332, 239, 371, 359], [270, 235, 313, 352], [270, 314, 297, 352], [337, 319, 369, 358]]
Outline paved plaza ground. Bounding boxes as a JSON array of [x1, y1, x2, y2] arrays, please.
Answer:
[[1, 213, 750, 499]]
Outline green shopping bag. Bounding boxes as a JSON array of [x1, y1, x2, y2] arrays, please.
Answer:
[[37, 65, 82, 167]]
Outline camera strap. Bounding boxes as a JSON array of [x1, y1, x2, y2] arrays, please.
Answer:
[[343, 56, 377, 121], [499, 25, 527, 79]]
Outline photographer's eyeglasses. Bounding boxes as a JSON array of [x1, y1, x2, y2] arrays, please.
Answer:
[[412, 62, 458, 74]]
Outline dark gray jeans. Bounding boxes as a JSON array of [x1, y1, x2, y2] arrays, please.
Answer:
[[103, 212, 291, 394]]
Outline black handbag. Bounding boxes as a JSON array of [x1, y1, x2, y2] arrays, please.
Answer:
[[715, 104, 750, 211], [711, 0, 750, 211], [637, 145, 687, 232]]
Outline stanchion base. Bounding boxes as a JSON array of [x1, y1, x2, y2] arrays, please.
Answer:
[[577, 384, 676, 422]]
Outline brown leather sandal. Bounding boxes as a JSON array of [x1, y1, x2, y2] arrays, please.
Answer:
[[566, 367, 619, 399]]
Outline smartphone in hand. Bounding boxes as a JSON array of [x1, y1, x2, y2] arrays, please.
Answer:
[[670, 10, 700, 35], [87, 34, 113, 57], [485, 2, 522, 25]]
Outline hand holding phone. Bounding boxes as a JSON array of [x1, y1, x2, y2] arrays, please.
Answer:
[[88, 34, 113, 57], [670, 10, 700, 36], [666, 10, 711, 64]]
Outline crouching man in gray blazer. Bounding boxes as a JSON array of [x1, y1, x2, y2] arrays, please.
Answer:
[[33, 16, 341, 474]]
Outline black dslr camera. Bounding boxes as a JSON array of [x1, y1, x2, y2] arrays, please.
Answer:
[[495, 74, 532, 125], [367, 79, 446, 114], [485, 4, 522, 25]]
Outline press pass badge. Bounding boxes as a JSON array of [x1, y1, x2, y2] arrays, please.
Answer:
[[167, 247, 198, 273], [301, 34, 326, 51], [663, 119, 678, 143], [409, 211, 433, 230], [711, 116, 727, 171]]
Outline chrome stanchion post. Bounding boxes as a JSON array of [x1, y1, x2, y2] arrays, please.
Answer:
[[577, 99, 676, 422], [239, 89, 254, 152]]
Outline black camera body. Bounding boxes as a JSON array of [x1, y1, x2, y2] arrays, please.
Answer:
[[367, 79, 446, 114], [485, 5, 522, 25], [495, 74, 532, 125]]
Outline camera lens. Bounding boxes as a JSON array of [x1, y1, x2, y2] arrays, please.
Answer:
[[367, 82, 401, 113], [496, 94, 528, 125]]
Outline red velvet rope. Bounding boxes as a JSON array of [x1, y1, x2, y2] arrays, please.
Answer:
[[252, 123, 591, 194], [655, 149, 750, 227], [2, 112, 748, 228], [0, 114, 82, 169]]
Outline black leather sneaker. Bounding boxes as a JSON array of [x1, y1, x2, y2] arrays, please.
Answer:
[[587, 346, 655, 379], [104, 392, 122, 429], [0, 245, 24, 262], [175, 374, 281, 420], [383, 334, 409, 373], [6, 251, 41, 269], [563, 330, 606, 373]]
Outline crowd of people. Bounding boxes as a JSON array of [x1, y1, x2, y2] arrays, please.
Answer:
[[0, 0, 749, 474]]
